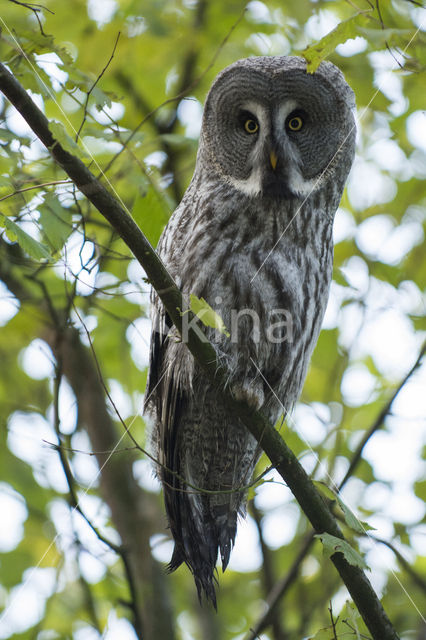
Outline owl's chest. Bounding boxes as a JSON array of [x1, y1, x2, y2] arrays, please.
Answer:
[[178, 218, 329, 299], [169, 197, 333, 344], [223, 243, 330, 327]]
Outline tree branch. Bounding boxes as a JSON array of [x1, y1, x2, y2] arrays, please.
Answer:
[[245, 532, 315, 640], [339, 340, 426, 490], [248, 338, 426, 637], [250, 501, 289, 640], [0, 238, 176, 640], [44, 324, 175, 640], [0, 61, 400, 640], [372, 537, 426, 594]]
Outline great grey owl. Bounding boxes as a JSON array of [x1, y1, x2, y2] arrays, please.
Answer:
[[145, 55, 356, 605]]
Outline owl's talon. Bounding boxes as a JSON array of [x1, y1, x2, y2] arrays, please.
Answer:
[[231, 383, 265, 410]]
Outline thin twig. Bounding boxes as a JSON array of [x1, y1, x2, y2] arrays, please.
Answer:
[[99, 7, 246, 178], [245, 341, 426, 639], [403, 0, 425, 7], [8, 0, 53, 12], [339, 340, 426, 489], [75, 32, 121, 141], [329, 601, 339, 640], [8, 0, 54, 37], [0, 179, 72, 202], [372, 537, 426, 594]]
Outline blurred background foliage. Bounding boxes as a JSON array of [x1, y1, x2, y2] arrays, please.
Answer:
[[0, 0, 425, 639]]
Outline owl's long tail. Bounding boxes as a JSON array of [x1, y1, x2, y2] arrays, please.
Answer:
[[164, 478, 242, 608], [153, 360, 258, 606]]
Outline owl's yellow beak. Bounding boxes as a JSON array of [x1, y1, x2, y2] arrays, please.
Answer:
[[269, 150, 278, 171]]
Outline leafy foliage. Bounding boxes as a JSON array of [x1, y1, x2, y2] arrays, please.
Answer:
[[316, 533, 369, 571], [0, 1, 425, 639], [189, 294, 231, 336]]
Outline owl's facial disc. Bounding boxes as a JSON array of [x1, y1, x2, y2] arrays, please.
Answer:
[[202, 62, 354, 201], [227, 100, 315, 199]]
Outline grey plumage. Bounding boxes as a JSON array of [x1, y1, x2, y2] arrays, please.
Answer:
[[145, 55, 356, 605]]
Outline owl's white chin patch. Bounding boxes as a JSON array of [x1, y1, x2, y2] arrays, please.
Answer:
[[227, 167, 263, 196], [227, 166, 317, 199], [287, 169, 317, 198]]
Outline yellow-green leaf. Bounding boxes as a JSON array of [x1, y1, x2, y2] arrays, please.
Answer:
[[336, 494, 375, 535], [39, 196, 73, 251], [189, 294, 230, 337], [0, 215, 51, 260], [301, 14, 363, 72], [316, 533, 369, 570], [132, 186, 170, 247], [315, 481, 375, 534], [48, 120, 88, 159]]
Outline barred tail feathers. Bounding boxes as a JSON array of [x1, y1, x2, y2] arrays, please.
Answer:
[[163, 475, 241, 607], [152, 354, 259, 605]]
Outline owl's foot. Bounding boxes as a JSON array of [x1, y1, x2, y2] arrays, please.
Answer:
[[231, 380, 265, 411]]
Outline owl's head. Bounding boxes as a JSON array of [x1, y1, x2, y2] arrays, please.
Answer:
[[198, 56, 356, 199]]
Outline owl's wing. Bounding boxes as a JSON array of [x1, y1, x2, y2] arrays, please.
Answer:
[[144, 290, 173, 420], [144, 221, 175, 416], [144, 287, 191, 563], [144, 278, 188, 487]]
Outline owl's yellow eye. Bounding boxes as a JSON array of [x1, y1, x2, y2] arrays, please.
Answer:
[[287, 115, 304, 131], [244, 119, 259, 134]]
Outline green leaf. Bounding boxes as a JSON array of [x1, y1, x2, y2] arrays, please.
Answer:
[[160, 133, 199, 149], [333, 267, 352, 287], [38, 196, 73, 251], [0, 215, 51, 260], [336, 495, 375, 535], [315, 482, 375, 534], [48, 121, 88, 159], [91, 86, 113, 112], [132, 187, 170, 247], [314, 480, 336, 502], [344, 601, 362, 639], [316, 533, 369, 570], [309, 620, 345, 640], [414, 479, 426, 502], [301, 14, 363, 72], [189, 294, 230, 337]]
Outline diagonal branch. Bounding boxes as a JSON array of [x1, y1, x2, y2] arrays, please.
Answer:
[[0, 238, 176, 640], [75, 31, 121, 141], [44, 324, 175, 640], [250, 501, 289, 640], [0, 61, 400, 640], [339, 341, 426, 490], [245, 532, 315, 640], [372, 537, 426, 594], [248, 339, 426, 637]]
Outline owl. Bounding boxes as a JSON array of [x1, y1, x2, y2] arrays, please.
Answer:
[[145, 56, 356, 606]]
